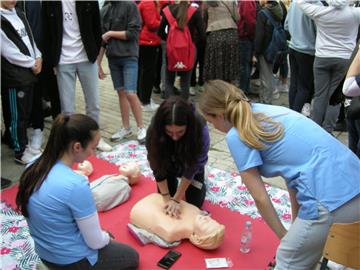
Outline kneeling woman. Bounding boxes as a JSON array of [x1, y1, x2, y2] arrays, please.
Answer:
[[16, 114, 139, 269], [146, 96, 210, 218]]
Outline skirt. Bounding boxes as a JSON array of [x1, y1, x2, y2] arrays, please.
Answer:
[[204, 28, 240, 85]]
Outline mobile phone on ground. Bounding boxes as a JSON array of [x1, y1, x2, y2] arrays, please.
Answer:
[[157, 249, 182, 269]]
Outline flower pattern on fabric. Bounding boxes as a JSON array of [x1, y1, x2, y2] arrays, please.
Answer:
[[1, 201, 40, 270]]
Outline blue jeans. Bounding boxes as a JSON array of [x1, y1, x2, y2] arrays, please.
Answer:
[[56, 61, 100, 123], [239, 39, 253, 93], [108, 57, 138, 93]]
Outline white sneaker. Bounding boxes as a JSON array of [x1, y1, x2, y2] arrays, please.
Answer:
[[142, 102, 159, 112], [97, 138, 113, 152], [137, 127, 146, 143], [110, 128, 132, 142], [189, 87, 196, 96], [30, 128, 43, 151], [301, 103, 311, 117], [273, 89, 280, 100], [15, 146, 41, 165]]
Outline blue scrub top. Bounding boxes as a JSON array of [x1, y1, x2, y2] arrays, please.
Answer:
[[27, 161, 98, 265], [226, 103, 360, 220]]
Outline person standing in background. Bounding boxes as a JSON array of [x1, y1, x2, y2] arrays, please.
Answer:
[[254, 0, 284, 104], [237, 0, 257, 94], [203, 0, 240, 86], [1, 0, 42, 164], [297, 0, 360, 133], [284, 0, 316, 116], [42, 0, 112, 152], [137, 0, 161, 112], [158, 0, 205, 101], [98, 1, 147, 144]]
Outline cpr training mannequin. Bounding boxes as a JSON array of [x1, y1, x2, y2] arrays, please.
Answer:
[[75, 161, 141, 211], [129, 193, 225, 250]]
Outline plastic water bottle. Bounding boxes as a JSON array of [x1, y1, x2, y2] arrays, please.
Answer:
[[240, 221, 252, 253]]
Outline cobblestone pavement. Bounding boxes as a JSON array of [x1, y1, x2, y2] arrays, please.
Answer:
[[1, 60, 348, 190]]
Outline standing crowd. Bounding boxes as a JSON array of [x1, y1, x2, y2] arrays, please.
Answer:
[[1, 0, 360, 269]]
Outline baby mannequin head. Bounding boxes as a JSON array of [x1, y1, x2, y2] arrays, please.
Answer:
[[189, 215, 225, 250], [76, 160, 93, 176], [119, 162, 140, 185]]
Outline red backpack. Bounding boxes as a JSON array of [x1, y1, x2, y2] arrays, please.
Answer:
[[163, 6, 196, 72]]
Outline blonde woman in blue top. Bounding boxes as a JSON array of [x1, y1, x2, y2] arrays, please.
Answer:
[[199, 80, 360, 270], [16, 114, 139, 269]]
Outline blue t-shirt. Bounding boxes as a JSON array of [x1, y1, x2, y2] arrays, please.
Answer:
[[27, 161, 98, 265], [226, 103, 360, 220]]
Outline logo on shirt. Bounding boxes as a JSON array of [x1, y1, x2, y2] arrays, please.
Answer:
[[173, 62, 187, 69], [64, 12, 73, 21], [17, 91, 25, 98], [16, 28, 28, 38]]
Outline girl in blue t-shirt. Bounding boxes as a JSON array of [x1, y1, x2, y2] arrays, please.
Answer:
[[199, 80, 360, 270], [16, 114, 139, 269]]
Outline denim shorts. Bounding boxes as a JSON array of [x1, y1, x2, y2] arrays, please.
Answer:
[[108, 57, 138, 93]]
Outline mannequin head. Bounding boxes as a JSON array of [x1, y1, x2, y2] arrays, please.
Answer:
[[119, 162, 140, 185], [76, 160, 94, 176], [189, 215, 225, 250]]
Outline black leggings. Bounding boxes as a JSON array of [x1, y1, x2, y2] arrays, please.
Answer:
[[42, 241, 139, 270]]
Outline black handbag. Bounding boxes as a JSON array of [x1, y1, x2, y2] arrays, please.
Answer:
[[346, 96, 360, 119]]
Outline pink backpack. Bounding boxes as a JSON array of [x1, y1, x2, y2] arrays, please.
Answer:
[[163, 6, 196, 72]]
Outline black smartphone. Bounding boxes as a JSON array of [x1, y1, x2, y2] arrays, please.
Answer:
[[157, 250, 182, 269]]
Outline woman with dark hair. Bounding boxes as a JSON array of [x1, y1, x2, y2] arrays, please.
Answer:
[[146, 96, 209, 218], [16, 114, 139, 269], [158, 0, 205, 100]]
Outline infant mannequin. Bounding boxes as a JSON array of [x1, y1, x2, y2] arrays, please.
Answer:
[[129, 193, 225, 250], [75, 161, 141, 211], [74, 160, 94, 177]]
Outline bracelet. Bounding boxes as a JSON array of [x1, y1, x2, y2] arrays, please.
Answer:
[[160, 192, 170, 196], [170, 198, 180, 204]]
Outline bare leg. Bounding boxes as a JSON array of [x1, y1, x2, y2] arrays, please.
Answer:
[[127, 92, 143, 128], [118, 90, 130, 129]]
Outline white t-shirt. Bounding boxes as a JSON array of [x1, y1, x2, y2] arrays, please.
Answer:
[[0, 7, 41, 68], [59, 0, 88, 64]]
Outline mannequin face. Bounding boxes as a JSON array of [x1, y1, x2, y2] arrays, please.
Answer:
[[165, 125, 186, 141], [119, 162, 140, 185], [193, 215, 221, 237], [189, 214, 225, 250], [77, 160, 94, 176]]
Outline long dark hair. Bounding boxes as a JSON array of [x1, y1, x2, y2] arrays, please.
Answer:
[[16, 114, 99, 217], [146, 96, 204, 176], [174, 1, 190, 29]]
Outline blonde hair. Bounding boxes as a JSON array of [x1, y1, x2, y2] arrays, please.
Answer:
[[198, 80, 284, 150], [189, 223, 225, 250]]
